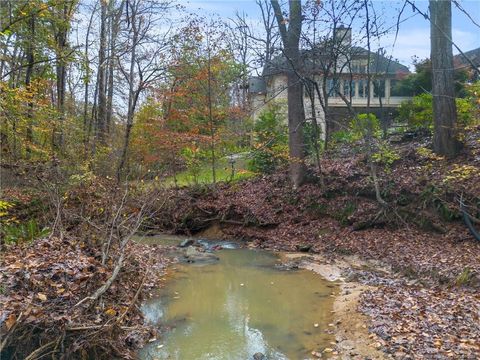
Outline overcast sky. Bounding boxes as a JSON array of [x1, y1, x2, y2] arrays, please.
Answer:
[[183, 0, 480, 70]]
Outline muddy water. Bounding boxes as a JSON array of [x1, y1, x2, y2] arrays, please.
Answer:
[[139, 246, 336, 360]]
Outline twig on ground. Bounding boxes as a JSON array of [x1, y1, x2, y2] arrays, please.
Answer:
[[24, 339, 58, 360], [0, 311, 23, 352], [117, 265, 150, 324]]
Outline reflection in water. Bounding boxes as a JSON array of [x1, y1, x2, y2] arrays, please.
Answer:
[[139, 249, 335, 360]]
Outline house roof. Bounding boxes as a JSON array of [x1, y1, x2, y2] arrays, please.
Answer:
[[263, 45, 410, 77], [453, 47, 480, 69]]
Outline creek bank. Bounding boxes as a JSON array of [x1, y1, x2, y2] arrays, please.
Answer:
[[0, 235, 172, 359], [279, 251, 480, 359], [281, 253, 389, 359], [150, 132, 480, 287]]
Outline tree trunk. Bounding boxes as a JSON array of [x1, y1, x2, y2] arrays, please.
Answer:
[[287, 71, 306, 187], [96, 0, 108, 144], [53, 2, 70, 151], [272, 0, 306, 188], [430, 0, 462, 157], [25, 14, 35, 159], [83, 5, 95, 152], [106, 0, 125, 135], [117, 5, 139, 182], [307, 83, 324, 187], [206, 36, 217, 185]]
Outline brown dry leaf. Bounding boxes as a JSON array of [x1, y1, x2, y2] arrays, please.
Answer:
[[10, 262, 23, 269], [5, 313, 16, 330], [37, 293, 47, 301]]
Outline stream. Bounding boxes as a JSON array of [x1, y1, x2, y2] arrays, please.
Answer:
[[137, 235, 337, 360]]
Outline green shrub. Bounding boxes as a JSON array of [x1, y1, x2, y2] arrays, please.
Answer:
[[336, 113, 400, 169], [0, 200, 14, 218], [332, 113, 382, 144], [248, 104, 288, 174], [397, 92, 477, 131], [180, 145, 205, 184], [455, 267, 474, 286], [350, 113, 382, 141], [371, 142, 401, 167], [334, 202, 356, 225], [303, 121, 325, 158], [331, 129, 355, 144], [2, 219, 49, 245]]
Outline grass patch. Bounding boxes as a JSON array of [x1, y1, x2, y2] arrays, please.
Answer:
[[2, 219, 49, 245], [165, 157, 255, 187], [455, 267, 474, 286], [332, 202, 356, 225]]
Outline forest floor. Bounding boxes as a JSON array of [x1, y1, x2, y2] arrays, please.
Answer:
[[0, 174, 174, 358], [1, 128, 479, 359]]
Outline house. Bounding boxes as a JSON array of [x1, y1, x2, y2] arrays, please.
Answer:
[[248, 26, 411, 136], [453, 47, 480, 81]]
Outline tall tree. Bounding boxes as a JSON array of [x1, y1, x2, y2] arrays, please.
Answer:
[[24, 9, 35, 158], [106, 0, 125, 134], [429, 0, 462, 157], [116, 0, 171, 181], [82, 2, 96, 150], [96, 0, 108, 144], [51, 0, 76, 150], [271, 0, 306, 188]]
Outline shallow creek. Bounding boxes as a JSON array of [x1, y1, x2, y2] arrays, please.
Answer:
[[137, 235, 337, 360]]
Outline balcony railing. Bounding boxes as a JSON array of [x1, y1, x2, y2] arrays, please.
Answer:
[[328, 96, 411, 107]]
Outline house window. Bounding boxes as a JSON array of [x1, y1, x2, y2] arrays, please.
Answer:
[[358, 80, 365, 97], [327, 79, 339, 97], [352, 61, 360, 73], [343, 80, 354, 98], [373, 80, 385, 98]]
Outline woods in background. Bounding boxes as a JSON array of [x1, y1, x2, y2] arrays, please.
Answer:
[[0, 0, 478, 187], [0, 0, 247, 183]]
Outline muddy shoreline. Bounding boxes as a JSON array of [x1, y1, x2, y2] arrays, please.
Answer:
[[282, 253, 389, 359]]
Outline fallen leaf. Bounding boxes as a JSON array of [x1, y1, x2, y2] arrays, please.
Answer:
[[105, 308, 116, 316], [37, 293, 47, 301], [5, 314, 16, 330]]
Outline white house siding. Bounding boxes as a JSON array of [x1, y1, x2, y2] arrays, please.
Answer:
[[250, 73, 407, 140]]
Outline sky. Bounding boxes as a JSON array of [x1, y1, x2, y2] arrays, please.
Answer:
[[182, 0, 480, 70]]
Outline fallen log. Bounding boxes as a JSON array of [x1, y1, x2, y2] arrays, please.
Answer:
[[461, 198, 480, 241]]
